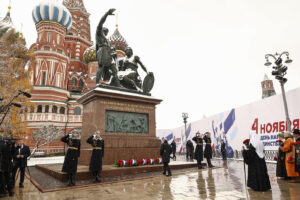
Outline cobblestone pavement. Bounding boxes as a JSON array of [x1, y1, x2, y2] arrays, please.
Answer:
[[5, 159, 300, 200]]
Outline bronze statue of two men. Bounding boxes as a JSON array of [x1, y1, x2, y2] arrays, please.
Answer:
[[95, 9, 154, 94]]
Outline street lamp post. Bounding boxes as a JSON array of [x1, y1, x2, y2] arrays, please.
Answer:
[[264, 52, 293, 132], [182, 112, 189, 137]]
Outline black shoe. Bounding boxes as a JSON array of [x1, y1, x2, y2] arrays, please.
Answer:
[[198, 166, 203, 169], [19, 183, 24, 188], [166, 173, 172, 176], [93, 176, 100, 183], [208, 165, 214, 168], [163, 172, 166, 175], [9, 191, 14, 196]]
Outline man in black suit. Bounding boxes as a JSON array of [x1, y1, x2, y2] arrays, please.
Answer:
[[12, 139, 30, 188]]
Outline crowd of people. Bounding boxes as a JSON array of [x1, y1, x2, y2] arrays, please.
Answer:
[[242, 128, 300, 192], [160, 131, 215, 176], [0, 138, 30, 198]]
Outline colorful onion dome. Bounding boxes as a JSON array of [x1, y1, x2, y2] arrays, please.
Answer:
[[0, 5, 14, 37], [83, 46, 97, 63], [109, 27, 128, 53], [32, 1, 72, 31]]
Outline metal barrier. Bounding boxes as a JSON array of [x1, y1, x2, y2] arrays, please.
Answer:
[[213, 150, 278, 161]]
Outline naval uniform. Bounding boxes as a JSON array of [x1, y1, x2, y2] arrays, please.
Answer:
[[87, 136, 104, 182]]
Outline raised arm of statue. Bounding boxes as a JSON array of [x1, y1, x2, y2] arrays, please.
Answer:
[[96, 8, 116, 50], [134, 56, 148, 73]]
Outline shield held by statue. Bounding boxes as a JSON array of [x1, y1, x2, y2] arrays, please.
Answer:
[[142, 72, 155, 94]]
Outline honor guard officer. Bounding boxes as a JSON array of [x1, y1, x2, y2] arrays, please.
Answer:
[[204, 132, 214, 168], [61, 131, 81, 186], [87, 131, 104, 183], [192, 132, 204, 169]]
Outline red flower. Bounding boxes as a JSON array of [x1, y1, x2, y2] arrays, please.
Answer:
[[117, 160, 122, 167], [137, 159, 141, 165], [288, 156, 294, 162], [243, 139, 250, 144], [128, 160, 132, 166], [154, 158, 159, 164], [146, 158, 150, 165], [274, 156, 277, 161]]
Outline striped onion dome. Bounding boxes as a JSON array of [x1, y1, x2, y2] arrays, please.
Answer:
[[32, 1, 72, 31], [83, 46, 97, 63], [109, 28, 128, 53]]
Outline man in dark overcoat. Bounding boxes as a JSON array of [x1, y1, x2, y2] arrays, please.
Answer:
[[171, 139, 176, 161], [204, 132, 214, 168], [221, 139, 227, 160], [186, 140, 194, 162], [1, 139, 15, 196], [192, 132, 203, 169], [61, 131, 81, 186], [293, 129, 300, 182], [12, 139, 30, 188], [87, 131, 104, 182], [160, 138, 172, 176]]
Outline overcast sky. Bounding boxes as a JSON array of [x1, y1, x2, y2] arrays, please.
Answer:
[[1, 0, 300, 129]]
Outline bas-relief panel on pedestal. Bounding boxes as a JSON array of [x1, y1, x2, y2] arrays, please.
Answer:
[[105, 110, 148, 134]]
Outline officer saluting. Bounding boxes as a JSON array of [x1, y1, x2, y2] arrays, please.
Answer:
[[87, 131, 104, 183], [204, 132, 214, 168], [61, 131, 81, 186], [192, 131, 204, 169]]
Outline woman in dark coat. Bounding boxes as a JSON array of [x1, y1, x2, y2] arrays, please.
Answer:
[[61, 131, 81, 186], [87, 131, 104, 182], [243, 131, 271, 191], [160, 138, 172, 176], [276, 133, 287, 178], [204, 132, 214, 168], [192, 132, 203, 169]]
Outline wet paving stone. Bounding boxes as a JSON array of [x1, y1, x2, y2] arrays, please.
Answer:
[[5, 159, 300, 200]]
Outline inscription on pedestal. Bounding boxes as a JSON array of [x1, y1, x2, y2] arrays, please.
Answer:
[[105, 110, 148, 133]]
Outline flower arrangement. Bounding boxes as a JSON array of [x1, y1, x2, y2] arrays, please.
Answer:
[[293, 141, 300, 145], [115, 158, 163, 167]]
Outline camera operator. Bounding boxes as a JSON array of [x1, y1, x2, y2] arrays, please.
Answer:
[[0, 138, 15, 197], [11, 138, 30, 188]]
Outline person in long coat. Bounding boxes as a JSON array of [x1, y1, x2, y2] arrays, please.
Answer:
[[204, 132, 214, 168], [221, 139, 227, 160], [281, 132, 299, 179], [1, 139, 15, 196], [291, 129, 300, 182], [293, 129, 300, 172], [171, 140, 176, 161], [192, 132, 203, 169], [160, 138, 172, 176], [61, 131, 81, 186], [243, 131, 271, 191], [276, 133, 287, 179], [186, 140, 194, 161], [87, 131, 104, 183]]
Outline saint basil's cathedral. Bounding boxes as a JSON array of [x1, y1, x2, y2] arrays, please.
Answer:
[[0, 0, 129, 153]]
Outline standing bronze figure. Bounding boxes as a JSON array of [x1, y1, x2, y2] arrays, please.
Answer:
[[95, 8, 120, 87]]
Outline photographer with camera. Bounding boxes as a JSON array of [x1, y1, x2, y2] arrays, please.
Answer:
[[61, 131, 81, 186], [87, 131, 104, 183], [11, 138, 30, 188]]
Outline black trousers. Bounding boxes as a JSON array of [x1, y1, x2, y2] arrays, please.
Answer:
[[2, 171, 13, 192], [163, 162, 171, 174], [12, 165, 25, 186], [197, 159, 202, 169], [222, 152, 227, 160], [206, 158, 212, 167]]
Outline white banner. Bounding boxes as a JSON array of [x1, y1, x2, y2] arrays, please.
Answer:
[[157, 87, 300, 158]]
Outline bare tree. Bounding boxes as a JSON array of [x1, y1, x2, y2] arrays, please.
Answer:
[[30, 125, 63, 159]]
